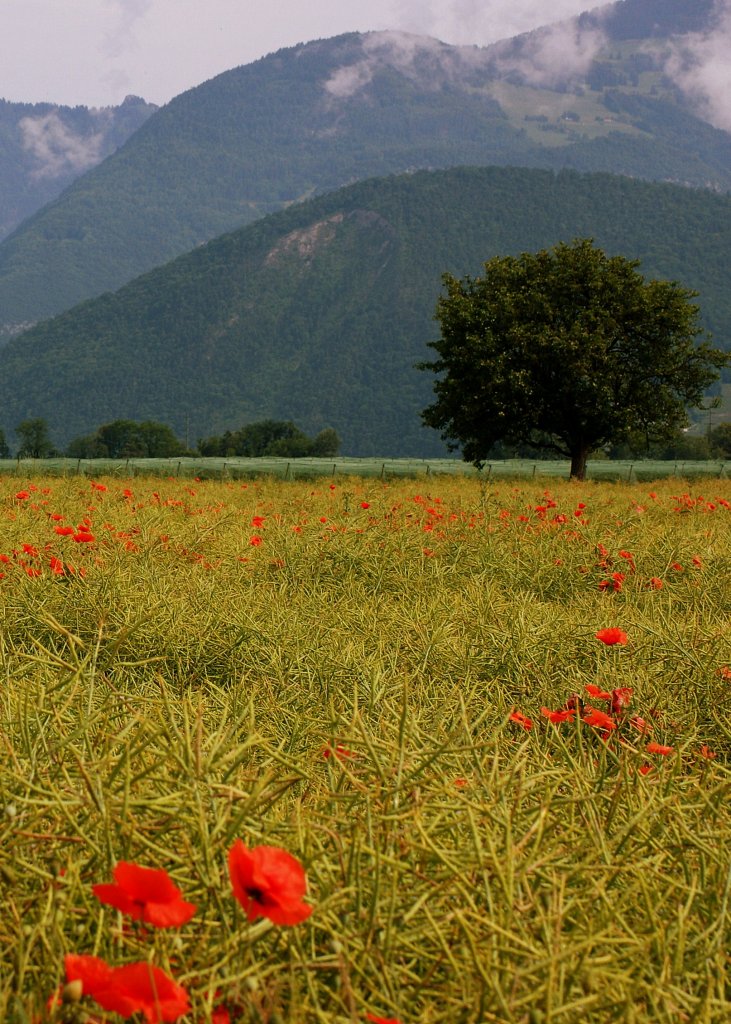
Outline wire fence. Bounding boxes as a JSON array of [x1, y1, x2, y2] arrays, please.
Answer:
[[0, 456, 727, 482]]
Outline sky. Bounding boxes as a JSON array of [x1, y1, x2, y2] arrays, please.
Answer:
[[4, 0, 607, 108]]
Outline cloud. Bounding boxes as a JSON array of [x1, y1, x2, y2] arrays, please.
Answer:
[[323, 60, 376, 100], [487, 20, 607, 89], [393, 0, 596, 48], [19, 113, 107, 180], [660, 0, 731, 132], [103, 0, 154, 59], [322, 16, 606, 102], [322, 31, 487, 99]]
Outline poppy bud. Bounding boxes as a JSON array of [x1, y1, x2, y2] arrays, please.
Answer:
[[62, 979, 83, 1003]]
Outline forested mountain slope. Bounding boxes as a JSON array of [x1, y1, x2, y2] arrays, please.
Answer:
[[0, 96, 156, 243], [1, 166, 729, 456], [1, 0, 729, 334]]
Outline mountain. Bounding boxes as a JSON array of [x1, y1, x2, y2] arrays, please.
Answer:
[[0, 165, 728, 456], [1, 0, 730, 336], [0, 95, 156, 243]]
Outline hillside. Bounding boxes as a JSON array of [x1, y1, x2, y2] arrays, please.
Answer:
[[1, 0, 731, 334], [0, 166, 729, 457], [0, 95, 156, 243]]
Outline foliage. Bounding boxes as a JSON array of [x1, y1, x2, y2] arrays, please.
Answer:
[[709, 421, 731, 458], [2, 5, 731, 330], [197, 420, 339, 458], [421, 239, 728, 479], [66, 419, 186, 459], [0, 473, 729, 1023], [0, 168, 730, 457], [15, 417, 54, 458]]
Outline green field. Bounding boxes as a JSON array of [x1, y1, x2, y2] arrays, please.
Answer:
[[2, 456, 729, 484], [1, 473, 729, 1023]]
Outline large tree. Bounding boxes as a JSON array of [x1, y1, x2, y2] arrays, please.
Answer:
[[15, 418, 54, 459], [420, 239, 728, 479]]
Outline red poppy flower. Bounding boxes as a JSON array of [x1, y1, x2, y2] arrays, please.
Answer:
[[646, 577, 663, 590], [540, 707, 576, 724], [698, 745, 716, 760], [360, 501, 370, 509], [228, 841, 312, 925], [585, 684, 611, 700], [611, 687, 633, 715], [598, 572, 624, 592], [366, 1015, 402, 1024], [65, 955, 190, 1023], [629, 715, 651, 734], [322, 743, 355, 761], [92, 862, 196, 928], [64, 953, 114, 998], [73, 532, 95, 543], [582, 707, 617, 730], [249, 535, 263, 546], [646, 742, 674, 756], [15, 491, 29, 500], [509, 710, 533, 731], [102, 962, 190, 1022], [594, 628, 628, 646]]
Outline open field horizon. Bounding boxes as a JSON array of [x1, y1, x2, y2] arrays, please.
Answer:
[[0, 457, 729, 485], [1, 473, 729, 1023]]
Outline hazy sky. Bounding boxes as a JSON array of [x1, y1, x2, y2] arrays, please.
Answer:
[[4, 0, 606, 108]]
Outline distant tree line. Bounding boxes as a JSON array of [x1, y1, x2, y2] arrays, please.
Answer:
[[0, 418, 341, 460], [1, 415, 729, 462], [197, 421, 339, 458]]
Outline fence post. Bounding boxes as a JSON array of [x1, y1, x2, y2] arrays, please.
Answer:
[[284, 463, 290, 480], [532, 464, 537, 479], [628, 463, 633, 482], [380, 463, 385, 480]]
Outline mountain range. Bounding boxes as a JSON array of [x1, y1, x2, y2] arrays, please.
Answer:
[[0, 0, 729, 458], [1, 165, 728, 456], [1, 0, 730, 336]]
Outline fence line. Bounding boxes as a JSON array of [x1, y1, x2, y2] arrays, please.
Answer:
[[0, 457, 727, 482]]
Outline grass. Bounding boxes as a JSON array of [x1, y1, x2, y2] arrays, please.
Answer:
[[1, 457, 728, 484], [0, 474, 729, 1023]]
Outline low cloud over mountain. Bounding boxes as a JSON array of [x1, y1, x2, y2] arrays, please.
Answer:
[[19, 111, 107, 180], [659, 0, 731, 131]]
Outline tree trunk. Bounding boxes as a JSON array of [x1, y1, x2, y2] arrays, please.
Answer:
[[569, 446, 589, 481]]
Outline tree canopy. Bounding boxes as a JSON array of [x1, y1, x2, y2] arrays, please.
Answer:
[[197, 421, 340, 459], [15, 418, 54, 459], [421, 239, 729, 479], [66, 420, 186, 459]]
